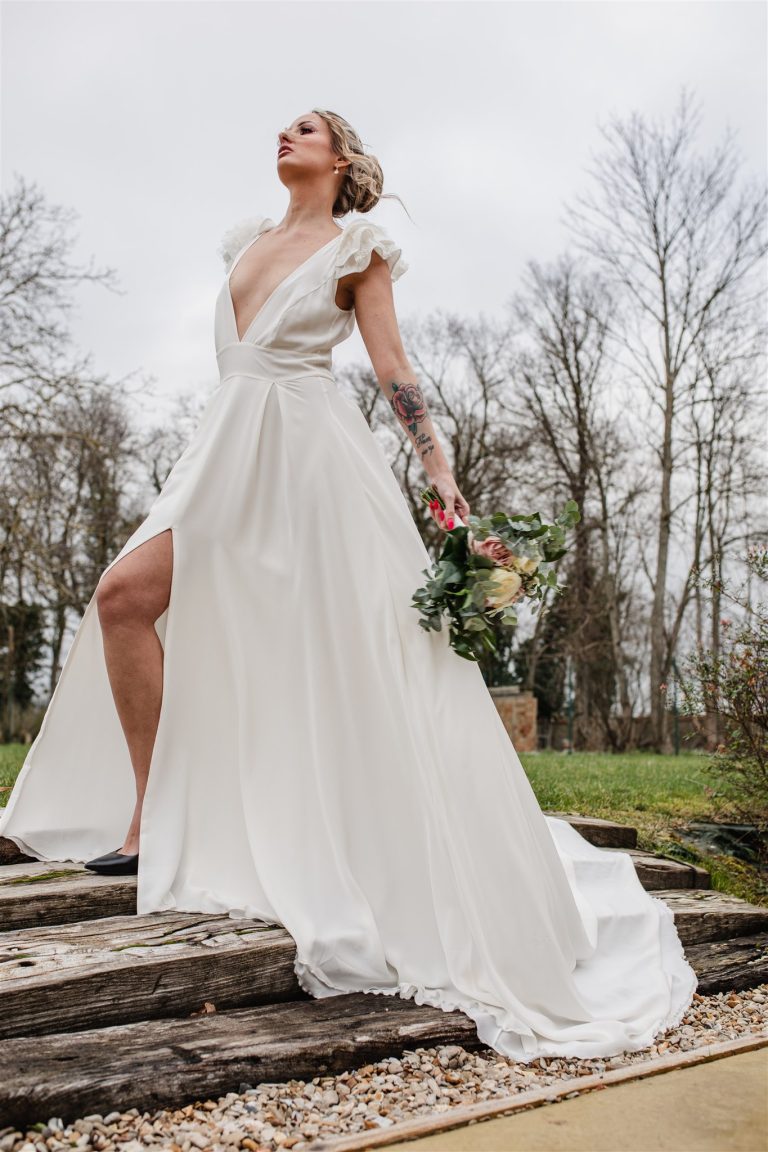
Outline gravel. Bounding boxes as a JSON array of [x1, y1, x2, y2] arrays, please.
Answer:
[[2, 985, 767, 1151]]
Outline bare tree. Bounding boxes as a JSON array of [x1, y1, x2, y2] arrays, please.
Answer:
[[0, 175, 166, 700], [509, 253, 644, 747], [686, 304, 768, 745], [0, 173, 123, 438], [564, 86, 768, 748], [5, 388, 141, 691]]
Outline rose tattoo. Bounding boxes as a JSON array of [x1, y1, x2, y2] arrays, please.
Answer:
[[390, 382, 427, 434]]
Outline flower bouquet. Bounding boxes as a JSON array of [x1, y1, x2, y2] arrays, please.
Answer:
[[412, 485, 580, 662]]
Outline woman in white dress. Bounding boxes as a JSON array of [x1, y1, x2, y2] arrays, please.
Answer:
[[0, 108, 697, 1061]]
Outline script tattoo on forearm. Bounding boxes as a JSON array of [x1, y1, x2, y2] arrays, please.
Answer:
[[415, 431, 435, 461], [388, 379, 434, 462]]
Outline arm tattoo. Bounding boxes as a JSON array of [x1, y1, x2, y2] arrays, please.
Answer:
[[389, 379, 427, 435], [416, 431, 435, 460], [388, 379, 437, 466]]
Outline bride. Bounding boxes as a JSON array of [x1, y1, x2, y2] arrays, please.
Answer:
[[0, 108, 697, 1061]]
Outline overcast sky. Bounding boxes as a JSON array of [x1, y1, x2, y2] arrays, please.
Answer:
[[2, 0, 766, 423]]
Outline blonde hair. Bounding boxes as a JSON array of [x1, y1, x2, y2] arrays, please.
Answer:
[[311, 108, 411, 220]]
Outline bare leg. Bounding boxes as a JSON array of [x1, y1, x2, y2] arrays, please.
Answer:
[[95, 529, 174, 854]]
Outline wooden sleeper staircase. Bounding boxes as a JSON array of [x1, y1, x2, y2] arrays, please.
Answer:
[[0, 816, 766, 1129]]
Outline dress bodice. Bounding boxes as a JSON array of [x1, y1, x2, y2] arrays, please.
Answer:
[[214, 215, 407, 381]]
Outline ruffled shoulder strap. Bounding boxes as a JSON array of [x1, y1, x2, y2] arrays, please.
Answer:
[[218, 215, 274, 271], [334, 218, 408, 283]]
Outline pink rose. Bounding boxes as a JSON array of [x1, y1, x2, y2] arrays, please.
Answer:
[[468, 532, 516, 568]]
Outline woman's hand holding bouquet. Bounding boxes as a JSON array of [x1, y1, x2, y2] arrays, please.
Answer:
[[423, 471, 471, 532], [413, 483, 580, 662]]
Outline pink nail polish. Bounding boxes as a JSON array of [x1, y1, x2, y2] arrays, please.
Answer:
[[447, 518, 454, 529]]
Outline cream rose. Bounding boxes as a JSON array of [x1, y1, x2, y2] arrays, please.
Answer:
[[484, 567, 523, 610], [512, 555, 540, 575]]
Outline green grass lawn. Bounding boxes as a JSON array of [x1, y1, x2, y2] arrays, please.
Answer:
[[519, 751, 714, 836], [2, 743, 764, 905], [0, 742, 27, 797], [520, 750, 766, 905], [520, 751, 713, 824]]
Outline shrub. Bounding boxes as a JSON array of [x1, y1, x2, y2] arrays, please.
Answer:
[[680, 546, 768, 835]]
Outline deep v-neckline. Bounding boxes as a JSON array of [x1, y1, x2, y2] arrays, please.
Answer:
[[226, 223, 344, 344]]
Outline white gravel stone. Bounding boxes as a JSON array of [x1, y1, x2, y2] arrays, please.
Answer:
[[4, 984, 768, 1151]]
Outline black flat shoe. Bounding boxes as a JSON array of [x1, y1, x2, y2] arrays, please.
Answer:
[[84, 848, 139, 875]]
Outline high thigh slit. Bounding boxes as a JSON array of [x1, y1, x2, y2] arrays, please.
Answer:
[[0, 214, 697, 1061], [96, 526, 175, 849], [2, 521, 178, 864]]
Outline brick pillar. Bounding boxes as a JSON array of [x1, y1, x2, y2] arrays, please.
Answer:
[[489, 686, 538, 752]]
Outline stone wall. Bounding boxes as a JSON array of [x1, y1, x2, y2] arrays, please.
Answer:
[[488, 686, 538, 753]]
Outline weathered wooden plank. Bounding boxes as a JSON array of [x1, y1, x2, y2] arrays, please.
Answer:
[[0, 843, 707, 941], [0, 820, 634, 865], [0, 859, 86, 879], [685, 932, 768, 995], [0, 913, 303, 1040], [654, 889, 768, 945], [0, 833, 37, 865], [607, 848, 712, 890], [2, 888, 765, 1045], [0, 992, 485, 1130], [0, 865, 138, 930], [544, 812, 638, 848], [2, 818, 645, 867]]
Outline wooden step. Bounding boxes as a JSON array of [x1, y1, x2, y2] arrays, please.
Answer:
[[0, 992, 487, 1131], [3, 888, 766, 1044], [686, 932, 768, 995], [609, 848, 711, 890], [654, 889, 768, 945], [0, 810, 638, 868], [1, 839, 702, 939], [0, 912, 301, 1040], [544, 812, 638, 848], [0, 859, 138, 930], [0, 831, 36, 865]]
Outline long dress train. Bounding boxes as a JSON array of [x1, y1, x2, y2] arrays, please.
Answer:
[[0, 213, 697, 1061]]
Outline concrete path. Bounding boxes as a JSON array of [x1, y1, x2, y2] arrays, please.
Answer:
[[385, 1047, 767, 1151]]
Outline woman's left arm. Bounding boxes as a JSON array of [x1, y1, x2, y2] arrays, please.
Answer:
[[350, 251, 471, 531]]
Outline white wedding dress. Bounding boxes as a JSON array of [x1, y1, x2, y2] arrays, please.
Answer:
[[0, 214, 697, 1060]]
